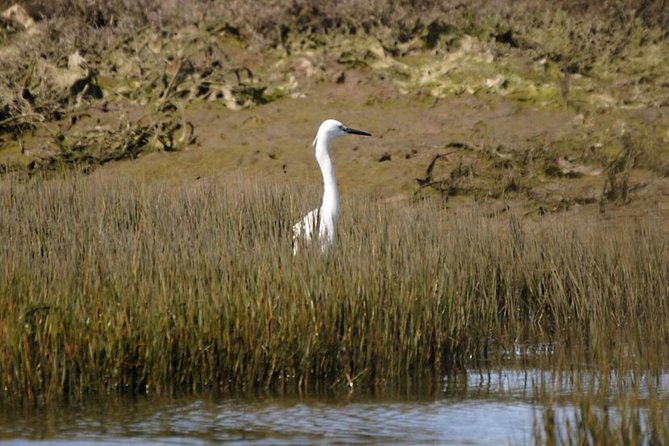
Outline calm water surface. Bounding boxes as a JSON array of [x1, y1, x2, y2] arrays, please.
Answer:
[[1, 367, 664, 446]]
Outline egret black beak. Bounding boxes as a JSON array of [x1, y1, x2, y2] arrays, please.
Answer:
[[344, 127, 372, 137]]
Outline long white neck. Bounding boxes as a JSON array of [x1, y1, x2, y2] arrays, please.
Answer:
[[315, 136, 339, 222]]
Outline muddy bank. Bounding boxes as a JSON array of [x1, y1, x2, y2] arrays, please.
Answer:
[[0, 1, 667, 219]]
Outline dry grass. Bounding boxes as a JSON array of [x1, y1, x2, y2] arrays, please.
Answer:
[[0, 172, 666, 403]]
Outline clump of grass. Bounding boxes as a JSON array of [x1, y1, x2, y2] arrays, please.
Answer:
[[26, 114, 195, 176], [0, 173, 666, 403]]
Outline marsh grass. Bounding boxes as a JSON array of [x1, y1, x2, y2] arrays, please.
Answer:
[[533, 365, 669, 445], [0, 172, 667, 403]]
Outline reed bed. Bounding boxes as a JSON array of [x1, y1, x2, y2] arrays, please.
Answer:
[[0, 173, 667, 403]]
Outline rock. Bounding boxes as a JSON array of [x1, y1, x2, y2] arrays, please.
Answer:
[[2, 4, 35, 30], [378, 152, 391, 162], [556, 156, 602, 177], [68, 51, 87, 74], [333, 71, 345, 84], [296, 57, 321, 79]]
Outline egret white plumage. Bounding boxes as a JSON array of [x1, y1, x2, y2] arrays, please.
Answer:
[[292, 119, 371, 255]]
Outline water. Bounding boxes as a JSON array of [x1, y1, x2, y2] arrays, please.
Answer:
[[0, 368, 666, 445], [1, 398, 536, 445], [0, 398, 533, 445]]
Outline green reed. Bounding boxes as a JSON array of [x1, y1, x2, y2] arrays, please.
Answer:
[[0, 174, 667, 402]]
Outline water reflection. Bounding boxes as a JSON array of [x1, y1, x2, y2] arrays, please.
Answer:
[[1, 367, 667, 446], [0, 397, 534, 445]]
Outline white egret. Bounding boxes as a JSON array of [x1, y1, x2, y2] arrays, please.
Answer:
[[292, 119, 371, 255]]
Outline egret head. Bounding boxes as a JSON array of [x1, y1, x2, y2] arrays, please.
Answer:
[[313, 119, 371, 147]]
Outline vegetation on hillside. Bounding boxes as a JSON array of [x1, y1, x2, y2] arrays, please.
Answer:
[[1, 0, 668, 180]]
